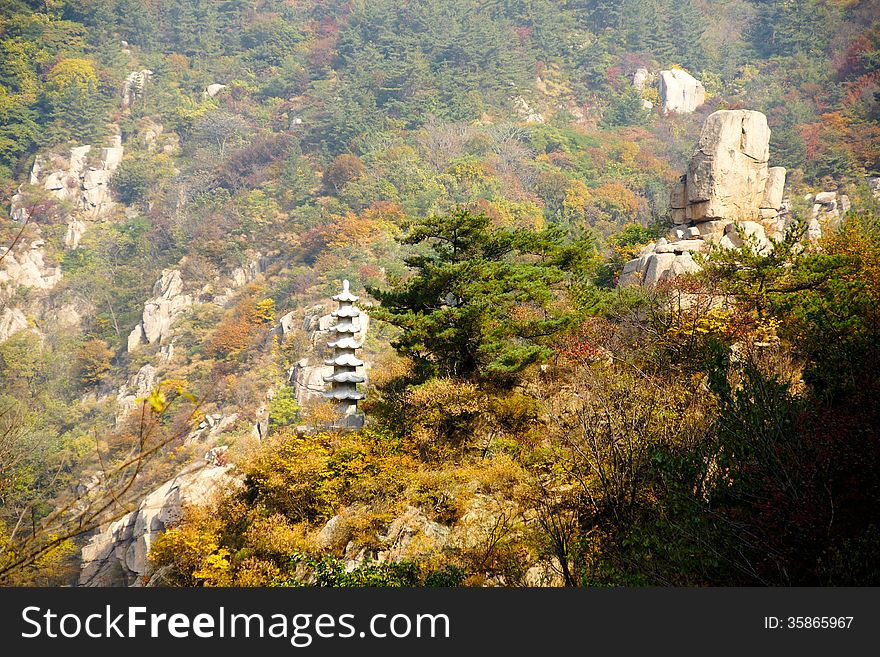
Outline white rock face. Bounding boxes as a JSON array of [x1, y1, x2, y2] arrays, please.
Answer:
[[128, 270, 192, 351], [619, 110, 789, 289], [65, 218, 87, 248], [659, 69, 705, 115], [52, 303, 83, 329], [123, 70, 152, 108], [513, 96, 545, 124], [12, 138, 124, 248], [291, 358, 334, 407], [116, 364, 158, 424], [0, 307, 28, 343], [632, 67, 651, 92], [79, 462, 236, 587], [686, 110, 773, 222], [0, 243, 63, 297], [719, 220, 771, 254], [206, 253, 268, 306], [805, 190, 850, 242], [278, 310, 297, 336], [23, 141, 121, 219], [316, 512, 356, 552], [763, 167, 786, 211], [185, 413, 239, 444], [230, 255, 267, 288], [205, 83, 227, 98]]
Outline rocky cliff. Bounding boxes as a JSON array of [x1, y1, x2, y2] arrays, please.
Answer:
[[79, 460, 238, 587], [620, 109, 788, 288], [127, 269, 193, 351]]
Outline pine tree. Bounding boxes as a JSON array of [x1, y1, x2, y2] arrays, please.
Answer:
[[585, 0, 622, 31], [118, 0, 160, 49], [646, 0, 676, 63], [172, 0, 200, 57], [368, 209, 594, 381], [668, 0, 706, 70], [751, 0, 831, 58], [172, 0, 220, 61]]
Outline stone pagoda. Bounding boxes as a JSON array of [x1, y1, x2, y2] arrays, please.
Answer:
[[323, 279, 366, 429]]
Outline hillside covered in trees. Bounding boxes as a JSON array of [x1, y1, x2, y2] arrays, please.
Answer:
[[1, 0, 879, 587]]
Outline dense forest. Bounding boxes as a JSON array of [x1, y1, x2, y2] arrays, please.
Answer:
[[0, 0, 878, 587]]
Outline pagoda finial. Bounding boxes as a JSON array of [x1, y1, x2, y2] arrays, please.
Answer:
[[343, 279, 350, 293]]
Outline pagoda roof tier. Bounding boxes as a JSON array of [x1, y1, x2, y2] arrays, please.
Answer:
[[330, 320, 358, 333], [327, 337, 360, 349], [324, 372, 366, 384], [323, 389, 366, 401], [324, 354, 364, 367], [332, 306, 361, 318], [333, 279, 359, 303]]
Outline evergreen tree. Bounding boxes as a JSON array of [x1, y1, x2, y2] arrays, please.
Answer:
[[172, 0, 220, 61], [603, 86, 649, 127], [751, 0, 832, 58], [117, 0, 160, 49], [618, 0, 651, 51], [668, 0, 706, 70], [584, 0, 622, 31], [42, 58, 107, 144], [368, 209, 594, 381], [646, 1, 676, 63]]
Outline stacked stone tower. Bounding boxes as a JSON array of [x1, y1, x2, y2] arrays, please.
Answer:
[[323, 279, 366, 429]]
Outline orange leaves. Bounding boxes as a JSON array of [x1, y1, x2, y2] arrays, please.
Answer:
[[324, 211, 390, 250], [303, 202, 403, 267], [76, 338, 113, 386], [588, 181, 644, 224], [799, 109, 878, 170], [208, 295, 276, 359]]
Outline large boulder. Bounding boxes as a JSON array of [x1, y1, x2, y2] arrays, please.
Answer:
[[762, 167, 786, 211], [618, 109, 789, 289], [205, 83, 227, 98], [79, 462, 237, 587], [381, 506, 451, 562], [0, 242, 63, 296], [659, 69, 705, 115], [0, 307, 28, 343], [632, 67, 651, 92], [128, 270, 192, 350], [686, 110, 772, 222]]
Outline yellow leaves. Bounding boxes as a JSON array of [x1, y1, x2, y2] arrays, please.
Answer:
[[150, 520, 232, 587], [668, 309, 736, 340], [46, 58, 98, 94], [753, 316, 781, 344], [616, 141, 639, 166], [139, 379, 195, 414], [323, 211, 392, 250], [33, 534, 76, 570], [563, 179, 591, 216], [254, 298, 276, 325], [445, 160, 488, 185], [590, 181, 642, 216], [192, 548, 232, 586], [145, 387, 168, 414]]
